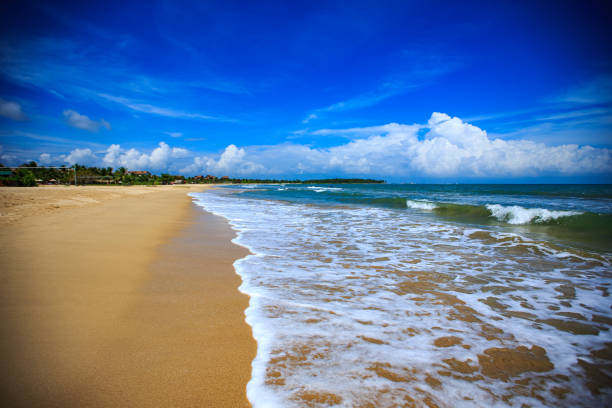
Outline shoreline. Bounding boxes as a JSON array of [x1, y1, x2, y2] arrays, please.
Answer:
[[0, 186, 254, 406], [188, 184, 612, 407]]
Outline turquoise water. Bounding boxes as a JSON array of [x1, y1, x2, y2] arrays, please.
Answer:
[[236, 184, 612, 250], [191, 184, 612, 407]]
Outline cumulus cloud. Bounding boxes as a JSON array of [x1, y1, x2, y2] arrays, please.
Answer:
[[64, 148, 99, 165], [0, 98, 28, 121], [63, 109, 111, 132], [182, 144, 263, 175], [102, 142, 190, 170], [415, 112, 610, 176], [182, 112, 611, 178], [30, 112, 612, 178]]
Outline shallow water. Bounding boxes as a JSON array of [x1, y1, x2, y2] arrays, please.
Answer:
[[191, 184, 612, 407]]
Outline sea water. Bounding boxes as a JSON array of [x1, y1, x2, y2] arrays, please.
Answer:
[[190, 184, 612, 407]]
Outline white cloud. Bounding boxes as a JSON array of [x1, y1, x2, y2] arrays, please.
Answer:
[[149, 142, 189, 168], [302, 55, 462, 123], [0, 145, 16, 164], [0, 98, 28, 121], [555, 76, 612, 105], [63, 109, 111, 132], [415, 112, 610, 176], [215, 144, 245, 170], [64, 148, 99, 165], [0, 154, 17, 164], [163, 131, 183, 138], [302, 113, 317, 124], [39, 153, 52, 164], [98, 93, 234, 122], [26, 112, 612, 179], [183, 144, 264, 175], [102, 142, 191, 171], [312, 122, 416, 137], [182, 112, 611, 178]]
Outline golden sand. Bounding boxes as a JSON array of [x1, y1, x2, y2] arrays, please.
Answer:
[[0, 185, 254, 407]]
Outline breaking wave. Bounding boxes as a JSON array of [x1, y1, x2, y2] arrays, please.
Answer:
[[485, 204, 581, 224], [406, 199, 437, 210]]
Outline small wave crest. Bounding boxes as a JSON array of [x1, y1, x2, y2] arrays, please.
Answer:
[[406, 199, 437, 210], [306, 186, 343, 193], [485, 204, 582, 225]]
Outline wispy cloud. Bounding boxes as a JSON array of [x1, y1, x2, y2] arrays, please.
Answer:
[[63, 109, 111, 132], [163, 131, 183, 138], [532, 107, 611, 122], [20, 4, 253, 97], [98, 93, 236, 122], [12, 131, 106, 149], [0, 36, 247, 119], [303, 81, 416, 123], [464, 76, 612, 145], [312, 123, 418, 137], [552, 76, 612, 105], [464, 107, 543, 123], [468, 106, 612, 126], [302, 113, 318, 124], [302, 49, 463, 123], [323, 83, 410, 113]]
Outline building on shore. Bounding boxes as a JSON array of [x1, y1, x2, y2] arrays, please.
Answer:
[[128, 170, 151, 176]]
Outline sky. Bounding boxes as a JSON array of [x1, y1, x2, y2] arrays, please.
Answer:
[[0, 0, 611, 182]]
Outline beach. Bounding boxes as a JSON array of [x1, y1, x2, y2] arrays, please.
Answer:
[[1, 183, 610, 407], [0, 185, 255, 407]]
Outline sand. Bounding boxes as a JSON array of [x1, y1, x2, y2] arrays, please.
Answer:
[[0, 185, 255, 407]]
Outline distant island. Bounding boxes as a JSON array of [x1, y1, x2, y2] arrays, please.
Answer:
[[0, 162, 385, 186]]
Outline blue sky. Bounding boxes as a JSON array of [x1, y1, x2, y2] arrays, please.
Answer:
[[0, 0, 611, 181]]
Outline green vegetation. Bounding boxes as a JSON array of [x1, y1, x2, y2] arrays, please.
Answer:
[[0, 162, 56, 187], [0, 162, 385, 186], [18, 169, 37, 187]]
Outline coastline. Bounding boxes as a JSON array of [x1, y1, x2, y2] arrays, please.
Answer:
[[0, 185, 254, 407]]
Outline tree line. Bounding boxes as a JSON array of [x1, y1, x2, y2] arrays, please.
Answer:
[[0, 162, 384, 186]]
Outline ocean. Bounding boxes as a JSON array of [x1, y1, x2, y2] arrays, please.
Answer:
[[190, 184, 612, 408]]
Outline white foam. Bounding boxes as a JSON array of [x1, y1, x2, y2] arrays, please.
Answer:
[[189, 190, 612, 408], [485, 203, 581, 224], [406, 199, 437, 210], [306, 186, 343, 193]]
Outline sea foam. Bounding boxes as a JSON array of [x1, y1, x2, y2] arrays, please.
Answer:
[[406, 199, 437, 210], [190, 189, 612, 408], [307, 186, 343, 193], [485, 203, 581, 224]]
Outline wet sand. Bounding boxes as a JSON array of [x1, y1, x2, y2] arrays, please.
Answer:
[[0, 186, 254, 407]]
